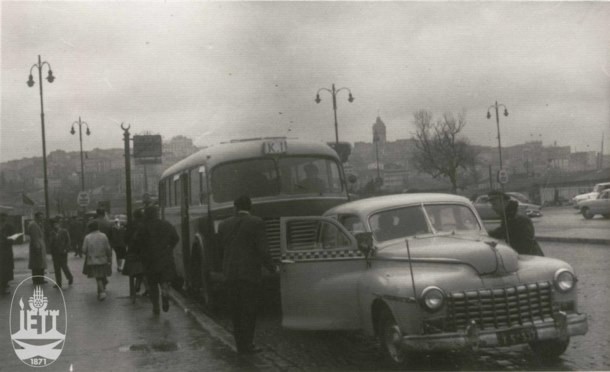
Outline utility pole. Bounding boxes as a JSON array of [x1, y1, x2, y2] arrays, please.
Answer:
[[122, 123, 133, 227]]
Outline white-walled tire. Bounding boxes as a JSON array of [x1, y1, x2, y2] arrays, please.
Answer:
[[378, 308, 407, 367]]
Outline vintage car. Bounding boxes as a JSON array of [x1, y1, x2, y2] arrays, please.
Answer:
[[572, 182, 610, 209], [473, 192, 542, 220], [579, 188, 610, 219], [279, 193, 588, 366]]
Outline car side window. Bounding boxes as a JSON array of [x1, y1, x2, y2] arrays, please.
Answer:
[[319, 221, 351, 250], [338, 214, 365, 235]]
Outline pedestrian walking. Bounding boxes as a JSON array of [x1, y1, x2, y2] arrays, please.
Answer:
[[0, 212, 16, 295], [94, 208, 113, 240], [82, 221, 113, 301], [28, 212, 48, 285], [49, 218, 74, 288], [123, 209, 147, 296], [110, 219, 127, 272], [218, 195, 277, 354], [487, 190, 544, 256], [140, 205, 179, 315], [68, 216, 84, 257]]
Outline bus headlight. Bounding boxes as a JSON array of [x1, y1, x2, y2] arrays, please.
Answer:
[[554, 269, 576, 293], [420, 286, 445, 312]]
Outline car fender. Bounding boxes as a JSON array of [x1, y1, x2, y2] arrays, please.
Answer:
[[358, 260, 483, 336]]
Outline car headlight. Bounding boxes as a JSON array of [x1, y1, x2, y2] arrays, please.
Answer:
[[554, 269, 576, 293], [420, 286, 445, 312]]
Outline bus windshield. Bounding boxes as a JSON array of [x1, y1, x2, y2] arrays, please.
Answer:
[[211, 156, 343, 203]]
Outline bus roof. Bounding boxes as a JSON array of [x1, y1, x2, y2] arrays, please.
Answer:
[[160, 138, 340, 179]]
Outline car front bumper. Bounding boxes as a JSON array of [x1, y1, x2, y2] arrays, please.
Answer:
[[401, 311, 587, 352]]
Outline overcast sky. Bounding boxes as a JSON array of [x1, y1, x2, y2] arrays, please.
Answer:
[[1, 1, 609, 162]]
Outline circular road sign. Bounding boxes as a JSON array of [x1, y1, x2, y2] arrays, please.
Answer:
[[77, 191, 90, 207], [497, 169, 509, 185]]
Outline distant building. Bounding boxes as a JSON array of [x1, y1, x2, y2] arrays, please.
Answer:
[[569, 151, 599, 171], [164, 135, 199, 161]]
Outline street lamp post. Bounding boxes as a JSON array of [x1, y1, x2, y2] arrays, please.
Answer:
[[27, 55, 56, 221], [315, 83, 354, 144], [486, 101, 509, 170], [70, 117, 91, 191]]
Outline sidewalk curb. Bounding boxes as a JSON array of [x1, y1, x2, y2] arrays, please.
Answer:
[[168, 289, 281, 370], [537, 236, 610, 246], [168, 288, 236, 351]]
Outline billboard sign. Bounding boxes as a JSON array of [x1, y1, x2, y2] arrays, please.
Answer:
[[133, 135, 162, 158]]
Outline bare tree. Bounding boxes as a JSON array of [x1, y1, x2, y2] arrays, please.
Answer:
[[411, 110, 477, 194]]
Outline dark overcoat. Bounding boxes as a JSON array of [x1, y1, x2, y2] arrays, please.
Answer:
[[219, 212, 275, 283], [489, 200, 544, 256], [28, 221, 47, 270], [140, 218, 179, 276]]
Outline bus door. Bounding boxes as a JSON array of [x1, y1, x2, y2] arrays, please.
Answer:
[[180, 172, 190, 282]]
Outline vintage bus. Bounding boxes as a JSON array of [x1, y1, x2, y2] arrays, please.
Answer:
[[159, 137, 352, 306]]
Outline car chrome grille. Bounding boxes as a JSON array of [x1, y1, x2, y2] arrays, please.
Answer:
[[445, 282, 554, 331]]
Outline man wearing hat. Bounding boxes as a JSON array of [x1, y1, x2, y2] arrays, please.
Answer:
[[50, 217, 74, 288], [219, 195, 277, 354], [487, 190, 544, 256]]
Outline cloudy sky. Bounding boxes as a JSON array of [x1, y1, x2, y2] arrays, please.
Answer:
[[1, 1, 609, 162]]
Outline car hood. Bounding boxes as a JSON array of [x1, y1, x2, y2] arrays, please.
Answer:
[[374, 234, 519, 275], [574, 192, 597, 201]]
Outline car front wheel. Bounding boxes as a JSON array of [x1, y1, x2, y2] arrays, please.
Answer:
[[529, 337, 570, 359], [379, 308, 407, 367], [581, 207, 594, 219]]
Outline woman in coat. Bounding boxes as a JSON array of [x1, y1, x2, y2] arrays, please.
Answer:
[[82, 221, 113, 301]]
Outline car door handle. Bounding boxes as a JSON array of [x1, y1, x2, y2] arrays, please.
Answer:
[[281, 259, 295, 264]]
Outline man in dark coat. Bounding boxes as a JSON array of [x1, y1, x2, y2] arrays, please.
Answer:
[[0, 213, 16, 294], [141, 206, 179, 315], [28, 212, 48, 284], [50, 218, 74, 288], [218, 195, 277, 354], [94, 208, 113, 241], [487, 190, 544, 256], [68, 216, 85, 257]]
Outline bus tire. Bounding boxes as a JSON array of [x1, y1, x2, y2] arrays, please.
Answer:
[[190, 242, 215, 310]]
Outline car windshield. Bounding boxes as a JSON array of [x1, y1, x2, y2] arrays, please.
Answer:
[[370, 204, 481, 242], [211, 156, 342, 202]]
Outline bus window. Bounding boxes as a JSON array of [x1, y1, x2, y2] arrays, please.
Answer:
[[189, 169, 199, 205], [174, 175, 181, 207], [166, 179, 173, 206], [199, 166, 209, 205], [279, 157, 342, 194], [211, 159, 278, 203]]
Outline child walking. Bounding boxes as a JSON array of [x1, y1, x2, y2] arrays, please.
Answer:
[[82, 221, 112, 301]]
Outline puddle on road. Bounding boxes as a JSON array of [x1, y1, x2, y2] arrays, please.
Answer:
[[119, 341, 180, 352]]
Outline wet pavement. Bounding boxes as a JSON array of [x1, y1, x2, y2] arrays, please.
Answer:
[[0, 245, 260, 372]]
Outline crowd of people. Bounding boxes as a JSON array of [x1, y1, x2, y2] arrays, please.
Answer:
[[0, 206, 180, 315]]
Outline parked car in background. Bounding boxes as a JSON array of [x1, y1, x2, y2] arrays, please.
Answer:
[[572, 182, 610, 208], [279, 193, 587, 367], [579, 189, 610, 219], [474, 192, 542, 220]]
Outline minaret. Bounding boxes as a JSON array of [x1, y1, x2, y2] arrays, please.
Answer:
[[372, 116, 387, 144]]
